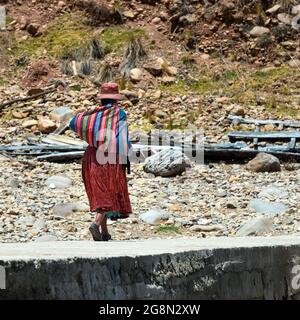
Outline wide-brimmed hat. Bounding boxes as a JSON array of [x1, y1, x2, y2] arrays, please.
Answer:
[[99, 83, 123, 100]]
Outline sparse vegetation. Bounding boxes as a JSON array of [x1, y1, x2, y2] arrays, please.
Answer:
[[12, 12, 144, 60], [12, 12, 92, 59], [100, 27, 146, 54], [156, 225, 182, 234], [0, 77, 7, 86], [119, 37, 146, 77], [181, 54, 196, 66], [11, 11, 146, 80], [161, 65, 298, 104], [96, 63, 113, 83], [5, 15, 13, 25]]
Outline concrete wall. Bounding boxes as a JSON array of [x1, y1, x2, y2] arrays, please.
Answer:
[[1, 236, 300, 299]]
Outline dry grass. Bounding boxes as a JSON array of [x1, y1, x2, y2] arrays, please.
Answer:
[[119, 37, 146, 77]]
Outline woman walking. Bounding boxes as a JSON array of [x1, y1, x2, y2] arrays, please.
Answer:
[[69, 83, 132, 241]]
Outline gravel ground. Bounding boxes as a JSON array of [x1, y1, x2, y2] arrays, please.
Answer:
[[1, 156, 300, 243]]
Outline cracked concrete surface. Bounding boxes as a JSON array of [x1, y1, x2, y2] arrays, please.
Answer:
[[1, 236, 300, 299]]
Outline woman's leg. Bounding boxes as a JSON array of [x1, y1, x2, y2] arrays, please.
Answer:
[[95, 212, 102, 226], [95, 210, 109, 234], [99, 212, 109, 235]]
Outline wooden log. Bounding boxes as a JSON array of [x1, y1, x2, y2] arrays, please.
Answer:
[[0, 144, 86, 152], [41, 134, 88, 147], [228, 115, 300, 128], [228, 131, 300, 143], [36, 151, 85, 161], [36, 146, 300, 163]]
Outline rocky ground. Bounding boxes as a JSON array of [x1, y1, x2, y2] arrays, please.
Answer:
[[1, 154, 300, 242], [0, 0, 300, 242]]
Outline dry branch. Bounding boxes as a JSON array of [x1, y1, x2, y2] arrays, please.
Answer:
[[0, 87, 57, 111]]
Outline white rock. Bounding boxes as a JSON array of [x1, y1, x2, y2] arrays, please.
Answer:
[[197, 218, 211, 225], [190, 225, 226, 232], [258, 185, 289, 200], [277, 13, 292, 25], [73, 202, 90, 212], [249, 26, 270, 37], [123, 10, 136, 19], [144, 148, 191, 177], [45, 175, 72, 189], [152, 17, 161, 24], [236, 217, 273, 236], [249, 199, 288, 217], [165, 66, 178, 76], [140, 209, 169, 225], [52, 203, 75, 218], [58, 1, 66, 8], [33, 219, 46, 230], [291, 15, 300, 31], [17, 216, 36, 227], [288, 59, 300, 68], [50, 107, 73, 123], [130, 68, 143, 82], [266, 4, 281, 14], [292, 5, 300, 15], [34, 235, 58, 242]]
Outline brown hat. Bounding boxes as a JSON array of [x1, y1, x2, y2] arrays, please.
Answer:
[[99, 83, 123, 100]]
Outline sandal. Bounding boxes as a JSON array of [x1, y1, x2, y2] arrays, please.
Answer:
[[101, 233, 112, 241], [89, 223, 102, 241]]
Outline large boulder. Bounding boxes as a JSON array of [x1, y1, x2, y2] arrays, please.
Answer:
[[143, 148, 191, 177], [246, 153, 281, 172]]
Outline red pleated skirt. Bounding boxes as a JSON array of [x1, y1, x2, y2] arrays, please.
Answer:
[[82, 146, 132, 217]]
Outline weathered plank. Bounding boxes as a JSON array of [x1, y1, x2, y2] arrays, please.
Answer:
[[0, 145, 86, 151], [228, 131, 300, 142], [228, 115, 300, 128], [36, 151, 85, 161], [41, 134, 88, 147]]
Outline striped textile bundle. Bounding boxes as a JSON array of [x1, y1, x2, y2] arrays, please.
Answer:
[[69, 103, 132, 159]]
